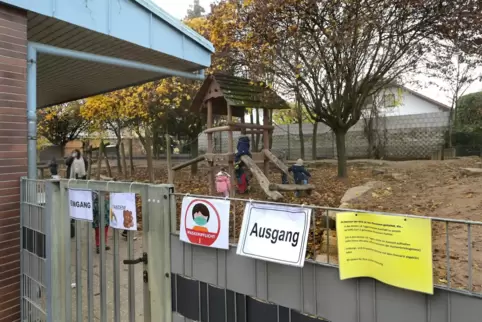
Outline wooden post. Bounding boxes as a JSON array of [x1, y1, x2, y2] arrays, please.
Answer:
[[263, 108, 270, 175], [166, 134, 173, 184], [207, 100, 215, 194], [227, 104, 235, 196], [240, 114, 247, 135]]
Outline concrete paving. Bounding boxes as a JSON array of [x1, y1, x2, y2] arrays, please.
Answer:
[[69, 223, 146, 321]]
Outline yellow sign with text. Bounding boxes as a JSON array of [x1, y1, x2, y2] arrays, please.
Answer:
[[337, 212, 433, 294]]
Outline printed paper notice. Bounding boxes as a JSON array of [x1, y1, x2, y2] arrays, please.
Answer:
[[337, 212, 433, 294], [69, 189, 93, 221], [237, 202, 311, 267], [109, 193, 137, 231], [180, 197, 230, 249]]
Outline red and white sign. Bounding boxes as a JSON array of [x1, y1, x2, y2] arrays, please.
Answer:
[[180, 197, 230, 249]]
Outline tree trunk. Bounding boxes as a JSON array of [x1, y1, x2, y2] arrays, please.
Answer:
[[298, 116, 305, 159], [102, 141, 112, 178], [448, 105, 455, 148], [120, 140, 127, 179], [87, 147, 93, 179], [250, 109, 255, 147], [96, 141, 103, 180], [115, 143, 122, 175], [152, 128, 159, 159], [190, 139, 199, 175], [312, 122, 318, 160], [128, 138, 134, 176], [335, 129, 348, 178], [144, 130, 155, 183], [269, 110, 274, 149], [255, 109, 261, 151]]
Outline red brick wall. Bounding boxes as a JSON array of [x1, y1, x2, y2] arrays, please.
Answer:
[[0, 4, 27, 322]]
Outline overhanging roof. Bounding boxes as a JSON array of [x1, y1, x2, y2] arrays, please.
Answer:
[[3, 0, 214, 107]]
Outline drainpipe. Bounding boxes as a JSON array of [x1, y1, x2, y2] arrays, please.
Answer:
[[27, 45, 37, 179]]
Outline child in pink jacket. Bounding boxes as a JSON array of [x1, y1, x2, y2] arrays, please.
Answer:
[[215, 168, 231, 197]]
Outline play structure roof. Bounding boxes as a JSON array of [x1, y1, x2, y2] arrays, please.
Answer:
[[190, 73, 290, 117]]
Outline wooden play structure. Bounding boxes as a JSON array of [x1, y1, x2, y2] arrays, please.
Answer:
[[172, 73, 317, 201]]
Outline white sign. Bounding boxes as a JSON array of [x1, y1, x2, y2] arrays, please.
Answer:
[[180, 197, 230, 249], [69, 189, 93, 221], [109, 193, 137, 231], [237, 202, 312, 267]]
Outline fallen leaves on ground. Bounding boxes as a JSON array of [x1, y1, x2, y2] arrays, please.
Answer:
[[101, 157, 482, 293]]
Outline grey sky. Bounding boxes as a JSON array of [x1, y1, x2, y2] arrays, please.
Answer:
[[153, 0, 212, 20]]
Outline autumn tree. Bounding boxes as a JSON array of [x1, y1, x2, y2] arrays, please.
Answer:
[[435, 0, 482, 59], [37, 101, 89, 156], [82, 92, 134, 176], [427, 1, 482, 147], [242, 0, 463, 177]]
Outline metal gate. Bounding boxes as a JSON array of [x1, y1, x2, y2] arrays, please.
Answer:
[[20, 178, 173, 322]]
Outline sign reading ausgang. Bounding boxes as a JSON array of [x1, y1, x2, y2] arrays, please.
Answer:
[[237, 202, 311, 267], [69, 189, 93, 221]]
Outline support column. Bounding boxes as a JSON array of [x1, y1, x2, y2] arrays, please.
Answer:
[[206, 100, 214, 194], [227, 105, 235, 196], [27, 44, 37, 179], [0, 5, 28, 321]]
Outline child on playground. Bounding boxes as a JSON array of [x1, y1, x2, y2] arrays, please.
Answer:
[[288, 159, 311, 197], [92, 192, 110, 254], [215, 168, 231, 197]]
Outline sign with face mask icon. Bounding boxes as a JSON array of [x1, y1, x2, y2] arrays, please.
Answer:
[[180, 197, 230, 249]]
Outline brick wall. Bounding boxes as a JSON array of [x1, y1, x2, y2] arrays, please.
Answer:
[[0, 4, 27, 322]]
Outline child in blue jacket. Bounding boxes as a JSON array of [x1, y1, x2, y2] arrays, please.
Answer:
[[288, 159, 311, 197]]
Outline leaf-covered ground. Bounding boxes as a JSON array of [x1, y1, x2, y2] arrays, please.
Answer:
[[103, 157, 482, 293]]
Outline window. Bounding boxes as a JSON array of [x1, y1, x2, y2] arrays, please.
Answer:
[[384, 93, 396, 107]]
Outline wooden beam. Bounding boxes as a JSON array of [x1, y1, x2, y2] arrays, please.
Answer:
[[228, 122, 274, 130], [263, 149, 293, 181], [207, 100, 214, 194], [227, 104, 235, 197], [204, 153, 234, 163], [172, 155, 206, 171], [244, 130, 264, 135], [240, 155, 283, 201], [269, 183, 316, 191], [204, 126, 231, 134], [250, 152, 266, 162]]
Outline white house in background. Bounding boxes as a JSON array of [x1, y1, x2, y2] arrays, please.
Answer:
[[366, 85, 450, 116]]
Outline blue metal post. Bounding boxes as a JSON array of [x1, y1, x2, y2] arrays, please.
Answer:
[[29, 42, 205, 81], [27, 44, 37, 179]]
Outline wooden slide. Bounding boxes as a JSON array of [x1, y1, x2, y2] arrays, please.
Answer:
[[240, 155, 283, 201], [263, 149, 321, 198]]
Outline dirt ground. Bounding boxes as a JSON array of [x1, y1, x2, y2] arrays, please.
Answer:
[[102, 157, 482, 294]]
